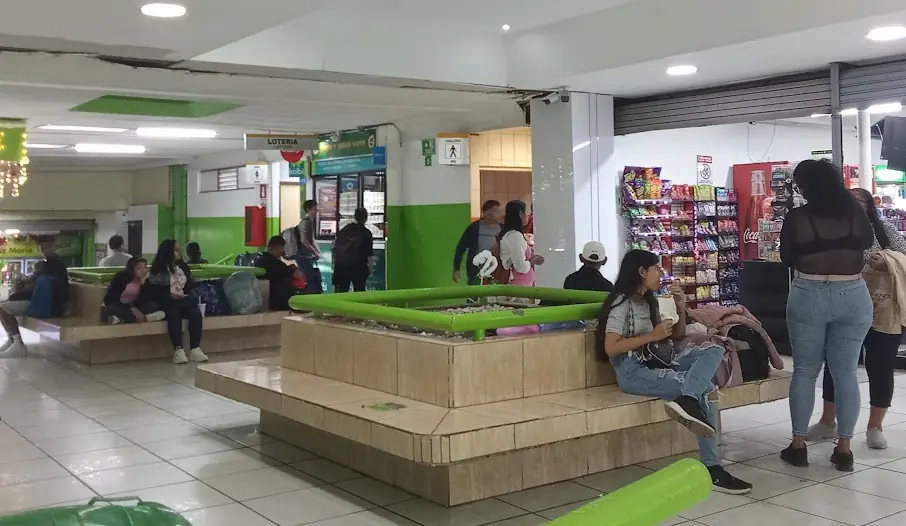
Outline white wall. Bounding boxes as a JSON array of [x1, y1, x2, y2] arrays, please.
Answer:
[[125, 205, 159, 252], [4, 171, 133, 212], [610, 121, 882, 188], [132, 167, 171, 206], [187, 150, 287, 218], [95, 211, 129, 257]]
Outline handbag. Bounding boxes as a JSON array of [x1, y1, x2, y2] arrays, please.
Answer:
[[626, 300, 675, 368]]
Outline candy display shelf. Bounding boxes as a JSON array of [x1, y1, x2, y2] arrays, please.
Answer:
[[716, 187, 740, 306]]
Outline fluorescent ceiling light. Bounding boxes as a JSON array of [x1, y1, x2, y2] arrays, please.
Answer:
[[136, 127, 216, 139], [840, 108, 859, 116], [4, 229, 20, 236], [141, 3, 186, 18], [501, 24, 511, 31], [869, 102, 903, 114], [810, 113, 831, 118], [74, 144, 146, 154], [867, 26, 906, 42], [39, 124, 127, 133], [25, 143, 68, 149], [666, 65, 698, 76]]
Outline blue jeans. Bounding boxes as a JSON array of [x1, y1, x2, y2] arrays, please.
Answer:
[[787, 278, 872, 439], [294, 255, 323, 294], [613, 344, 724, 467]]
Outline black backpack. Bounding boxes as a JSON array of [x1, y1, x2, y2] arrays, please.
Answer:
[[333, 225, 363, 267], [726, 325, 771, 382]]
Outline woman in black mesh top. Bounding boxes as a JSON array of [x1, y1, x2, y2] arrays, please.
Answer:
[[779, 160, 873, 472]]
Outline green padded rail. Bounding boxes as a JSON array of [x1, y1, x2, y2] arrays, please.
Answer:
[[68, 264, 263, 284], [289, 286, 607, 340]]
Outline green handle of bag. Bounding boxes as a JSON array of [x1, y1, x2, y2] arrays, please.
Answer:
[[87, 497, 144, 507]]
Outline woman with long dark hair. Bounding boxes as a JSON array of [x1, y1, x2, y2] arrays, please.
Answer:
[[779, 160, 873, 471], [809, 187, 906, 449], [498, 200, 543, 285], [149, 240, 208, 364], [597, 249, 752, 494]]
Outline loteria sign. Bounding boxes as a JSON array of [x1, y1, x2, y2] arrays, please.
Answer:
[[244, 133, 319, 152]]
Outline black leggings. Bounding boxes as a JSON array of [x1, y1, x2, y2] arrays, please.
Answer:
[[823, 327, 903, 409], [164, 297, 203, 350]]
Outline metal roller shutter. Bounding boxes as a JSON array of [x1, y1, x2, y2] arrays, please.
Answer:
[[0, 219, 94, 233], [840, 59, 906, 108], [614, 74, 831, 135]]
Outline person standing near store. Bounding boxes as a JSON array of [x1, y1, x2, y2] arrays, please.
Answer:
[[283, 199, 322, 293], [453, 200, 502, 285], [808, 187, 906, 450], [333, 208, 374, 293], [779, 160, 874, 472]]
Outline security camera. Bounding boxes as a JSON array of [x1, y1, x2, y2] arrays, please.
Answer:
[[558, 90, 570, 104], [541, 92, 559, 105]]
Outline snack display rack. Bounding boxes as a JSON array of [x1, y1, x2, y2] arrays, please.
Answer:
[[716, 187, 740, 305], [621, 167, 673, 291], [691, 186, 719, 306]]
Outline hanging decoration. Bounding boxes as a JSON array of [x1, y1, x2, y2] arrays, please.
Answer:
[[0, 119, 28, 198]]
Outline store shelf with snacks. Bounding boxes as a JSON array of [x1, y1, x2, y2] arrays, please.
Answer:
[[621, 166, 676, 271]]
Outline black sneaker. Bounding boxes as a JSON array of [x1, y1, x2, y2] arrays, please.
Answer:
[[780, 444, 809, 467], [830, 447, 854, 472], [708, 465, 753, 495], [664, 396, 716, 437]]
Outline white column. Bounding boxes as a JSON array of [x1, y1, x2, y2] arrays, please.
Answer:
[[530, 93, 615, 287], [858, 110, 873, 192]]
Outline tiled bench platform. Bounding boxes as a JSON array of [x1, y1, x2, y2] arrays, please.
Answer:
[[197, 356, 792, 505], [20, 281, 285, 364]]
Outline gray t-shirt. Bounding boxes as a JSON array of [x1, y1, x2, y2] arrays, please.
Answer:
[[605, 295, 655, 338], [99, 251, 132, 267], [477, 222, 501, 254], [297, 218, 316, 256]]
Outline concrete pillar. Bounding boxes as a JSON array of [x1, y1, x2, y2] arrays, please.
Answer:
[[530, 93, 616, 287], [858, 110, 874, 192]]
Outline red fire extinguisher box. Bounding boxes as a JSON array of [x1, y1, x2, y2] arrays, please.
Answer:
[[245, 206, 267, 247]]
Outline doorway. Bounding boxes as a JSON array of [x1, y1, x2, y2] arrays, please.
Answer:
[[280, 183, 303, 231], [480, 169, 532, 209], [126, 221, 142, 257]]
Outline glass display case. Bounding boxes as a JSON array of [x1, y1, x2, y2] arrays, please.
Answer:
[[313, 170, 386, 241]]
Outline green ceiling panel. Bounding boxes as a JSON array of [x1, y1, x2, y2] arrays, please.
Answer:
[[71, 95, 242, 118]]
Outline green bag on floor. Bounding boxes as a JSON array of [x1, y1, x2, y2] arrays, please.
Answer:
[[0, 498, 191, 526]]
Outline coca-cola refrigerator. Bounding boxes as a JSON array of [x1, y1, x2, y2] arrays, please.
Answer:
[[734, 163, 788, 262]]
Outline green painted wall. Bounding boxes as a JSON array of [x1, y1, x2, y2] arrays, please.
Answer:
[[386, 203, 470, 290], [171, 165, 188, 243], [187, 217, 248, 264], [267, 217, 280, 239]]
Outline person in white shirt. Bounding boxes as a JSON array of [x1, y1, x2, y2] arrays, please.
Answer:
[[99, 235, 132, 267], [498, 200, 543, 286]]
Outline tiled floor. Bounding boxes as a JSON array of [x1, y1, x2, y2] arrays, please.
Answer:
[[3, 343, 906, 526]]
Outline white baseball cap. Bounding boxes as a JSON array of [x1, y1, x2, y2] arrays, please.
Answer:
[[581, 241, 606, 262]]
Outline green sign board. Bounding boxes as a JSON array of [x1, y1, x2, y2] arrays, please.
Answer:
[[314, 130, 377, 160], [421, 139, 436, 156], [424, 155, 433, 167], [875, 164, 906, 184], [289, 161, 305, 178]]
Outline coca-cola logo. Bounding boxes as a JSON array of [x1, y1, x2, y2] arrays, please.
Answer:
[[743, 229, 758, 244]]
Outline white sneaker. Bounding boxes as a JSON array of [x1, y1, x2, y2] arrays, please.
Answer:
[[806, 420, 837, 441], [867, 428, 888, 450], [173, 348, 188, 364], [0, 340, 26, 358], [110, 316, 123, 325], [145, 311, 166, 322], [189, 347, 209, 363], [0, 337, 14, 352]]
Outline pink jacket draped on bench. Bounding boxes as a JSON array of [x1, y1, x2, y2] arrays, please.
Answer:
[[686, 304, 785, 370]]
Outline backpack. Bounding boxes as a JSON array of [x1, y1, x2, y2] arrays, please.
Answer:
[[189, 280, 231, 316], [223, 271, 263, 315], [726, 325, 771, 382], [489, 238, 511, 284], [27, 276, 56, 318], [233, 252, 262, 267], [333, 225, 363, 267]]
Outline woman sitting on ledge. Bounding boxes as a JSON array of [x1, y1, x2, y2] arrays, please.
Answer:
[[103, 256, 165, 324], [597, 249, 752, 495]]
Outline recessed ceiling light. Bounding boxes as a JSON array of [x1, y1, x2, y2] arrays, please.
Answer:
[[141, 3, 186, 18], [136, 127, 216, 139], [840, 108, 859, 116], [867, 26, 906, 42], [74, 144, 146, 154], [868, 102, 903, 114], [501, 24, 511, 31], [39, 125, 127, 133], [666, 65, 698, 76], [25, 143, 68, 149], [810, 113, 831, 118]]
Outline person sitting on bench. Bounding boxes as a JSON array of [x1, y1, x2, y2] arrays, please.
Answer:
[[103, 256, 166, 324]]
